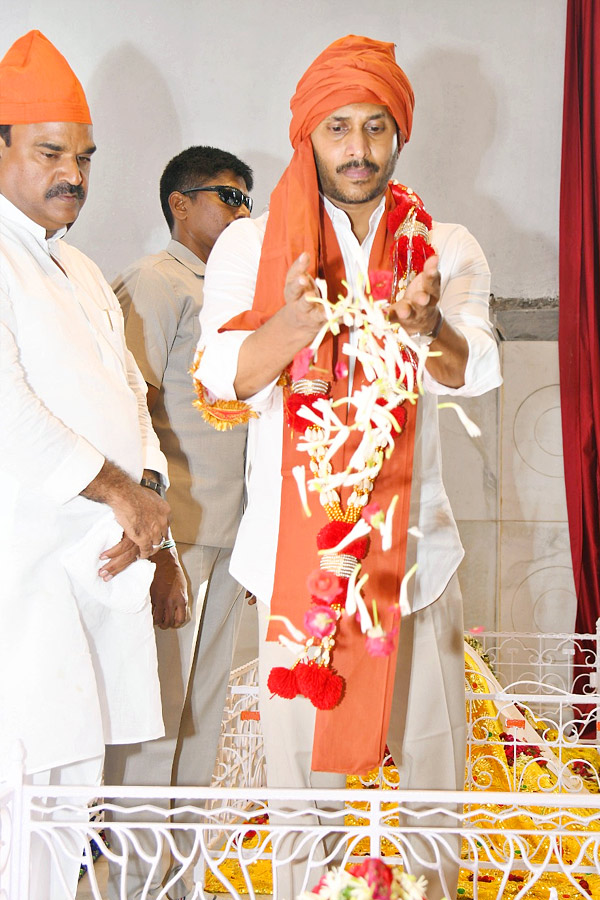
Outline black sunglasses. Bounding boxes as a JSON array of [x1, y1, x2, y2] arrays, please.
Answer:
[[181, 184, 253, 212]]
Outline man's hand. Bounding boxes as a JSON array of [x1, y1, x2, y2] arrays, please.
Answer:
[[82, 460, 171, 560], [234, 252, 327, 400], [108, 481, 170, 559], [98, 533, 139, 581], [282, 252, 326, 335], [388, 254, 469, 389], [150, 547, 189, 629], [388, 254, 441, 333]]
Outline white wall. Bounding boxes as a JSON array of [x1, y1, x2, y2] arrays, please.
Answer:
[[1, 0, 566, 296]]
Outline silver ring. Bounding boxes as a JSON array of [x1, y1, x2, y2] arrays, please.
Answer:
[[152, 537, 176, 551]]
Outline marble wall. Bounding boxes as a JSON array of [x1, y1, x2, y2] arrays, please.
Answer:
[[440, 341, 577, 635]]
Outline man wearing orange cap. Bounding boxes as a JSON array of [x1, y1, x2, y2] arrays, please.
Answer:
[[0, 30, 183, 899], [196, 35, 501, 899]]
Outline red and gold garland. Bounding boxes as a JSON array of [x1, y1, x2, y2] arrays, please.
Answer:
[[267, 183, 435, 710]]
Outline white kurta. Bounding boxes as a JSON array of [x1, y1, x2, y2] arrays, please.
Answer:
[[198, 207, 503, 613], [0, 194, 166, 776]]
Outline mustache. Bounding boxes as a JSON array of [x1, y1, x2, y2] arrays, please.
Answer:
[[45, 182, 85, 201], [336, 158, 380, 174]]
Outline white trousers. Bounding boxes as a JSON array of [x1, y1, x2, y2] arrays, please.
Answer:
[[257, 574, 465, 900], [27, 754, 103, 900], [104, 543, 245, 900]]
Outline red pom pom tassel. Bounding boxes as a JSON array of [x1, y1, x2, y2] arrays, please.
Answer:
[[316, 522, 368, 560], [267, 666, 299, 699], [317, 521, 353, 549], [295, 661, 344, 710], [285, 392, 323, 432]]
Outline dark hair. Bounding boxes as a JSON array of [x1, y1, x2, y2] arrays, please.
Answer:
[[0, 125, 12, 146], [160, 145, 254, 231]]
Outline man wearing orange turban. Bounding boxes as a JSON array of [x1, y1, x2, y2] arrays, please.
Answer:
[[0, 30, 183, 900], [197, 35, 501, 899]]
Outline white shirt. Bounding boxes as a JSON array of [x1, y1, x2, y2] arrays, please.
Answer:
[[0, 195, 166, 775], [198, 205, 502, 613]]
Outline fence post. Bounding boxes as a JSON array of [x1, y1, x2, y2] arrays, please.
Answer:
[[4, 742, 27, 900]]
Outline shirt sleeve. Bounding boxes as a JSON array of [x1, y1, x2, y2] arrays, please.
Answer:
[[0, 320, 105, 504], [197, 215, 280, 412], [423, 223, 502, 398], [123, 343, 169, 480]]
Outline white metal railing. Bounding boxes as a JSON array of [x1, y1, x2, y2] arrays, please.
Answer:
[[2, 636, 600, 899], [5, 784, 600, 899], [471, 628, 600, 700]]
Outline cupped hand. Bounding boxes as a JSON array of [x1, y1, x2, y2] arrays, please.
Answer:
[[389, 254, 441, 334], [282, 252, 327, 336]]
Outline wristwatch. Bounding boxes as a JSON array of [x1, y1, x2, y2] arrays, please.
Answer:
[[140, 476, 166, 500], [410, 308, 444, 347]]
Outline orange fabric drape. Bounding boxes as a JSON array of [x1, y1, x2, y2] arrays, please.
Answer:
[[269, 193, 418, 774]]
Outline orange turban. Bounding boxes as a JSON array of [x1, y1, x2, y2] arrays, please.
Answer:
[[222, 34, 414, 332], [0, 30, 91, 125], [290, 34, 414, 147]]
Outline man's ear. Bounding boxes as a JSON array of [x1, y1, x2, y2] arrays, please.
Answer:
[[169, 191, 188, 222]]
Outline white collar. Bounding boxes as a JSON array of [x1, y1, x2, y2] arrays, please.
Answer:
[[322, 194, 386, 246], [0, 192, 67, 252]]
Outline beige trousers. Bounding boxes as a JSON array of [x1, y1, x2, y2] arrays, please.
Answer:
[[257, 573, 465, 900]]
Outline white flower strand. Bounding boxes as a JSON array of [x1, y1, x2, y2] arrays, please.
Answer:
[[295, 269, 480, 649], [317, 518, 372, 556], [291, 465, 311, 517], [437, 401, 481, 438]]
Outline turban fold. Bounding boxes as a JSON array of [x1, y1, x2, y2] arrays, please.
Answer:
[[0, 30, 91, 125], [221, 34, 414, 332], [290, 35, 414, 146]]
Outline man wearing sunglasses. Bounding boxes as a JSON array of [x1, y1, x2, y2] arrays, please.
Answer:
[[108, 145, 253, 900]]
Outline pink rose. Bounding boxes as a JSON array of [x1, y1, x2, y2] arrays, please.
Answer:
[[348, 859, 393, 900], [368, 270, 393, 301], [365, 625, 397, 658], [306, 569, 341, 602], [362, 502, 384, 528], [304, 605, 338, 639], [290, 348, 313, 382]]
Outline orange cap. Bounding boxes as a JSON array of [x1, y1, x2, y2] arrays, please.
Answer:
[[0, 30, 91, 125]]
